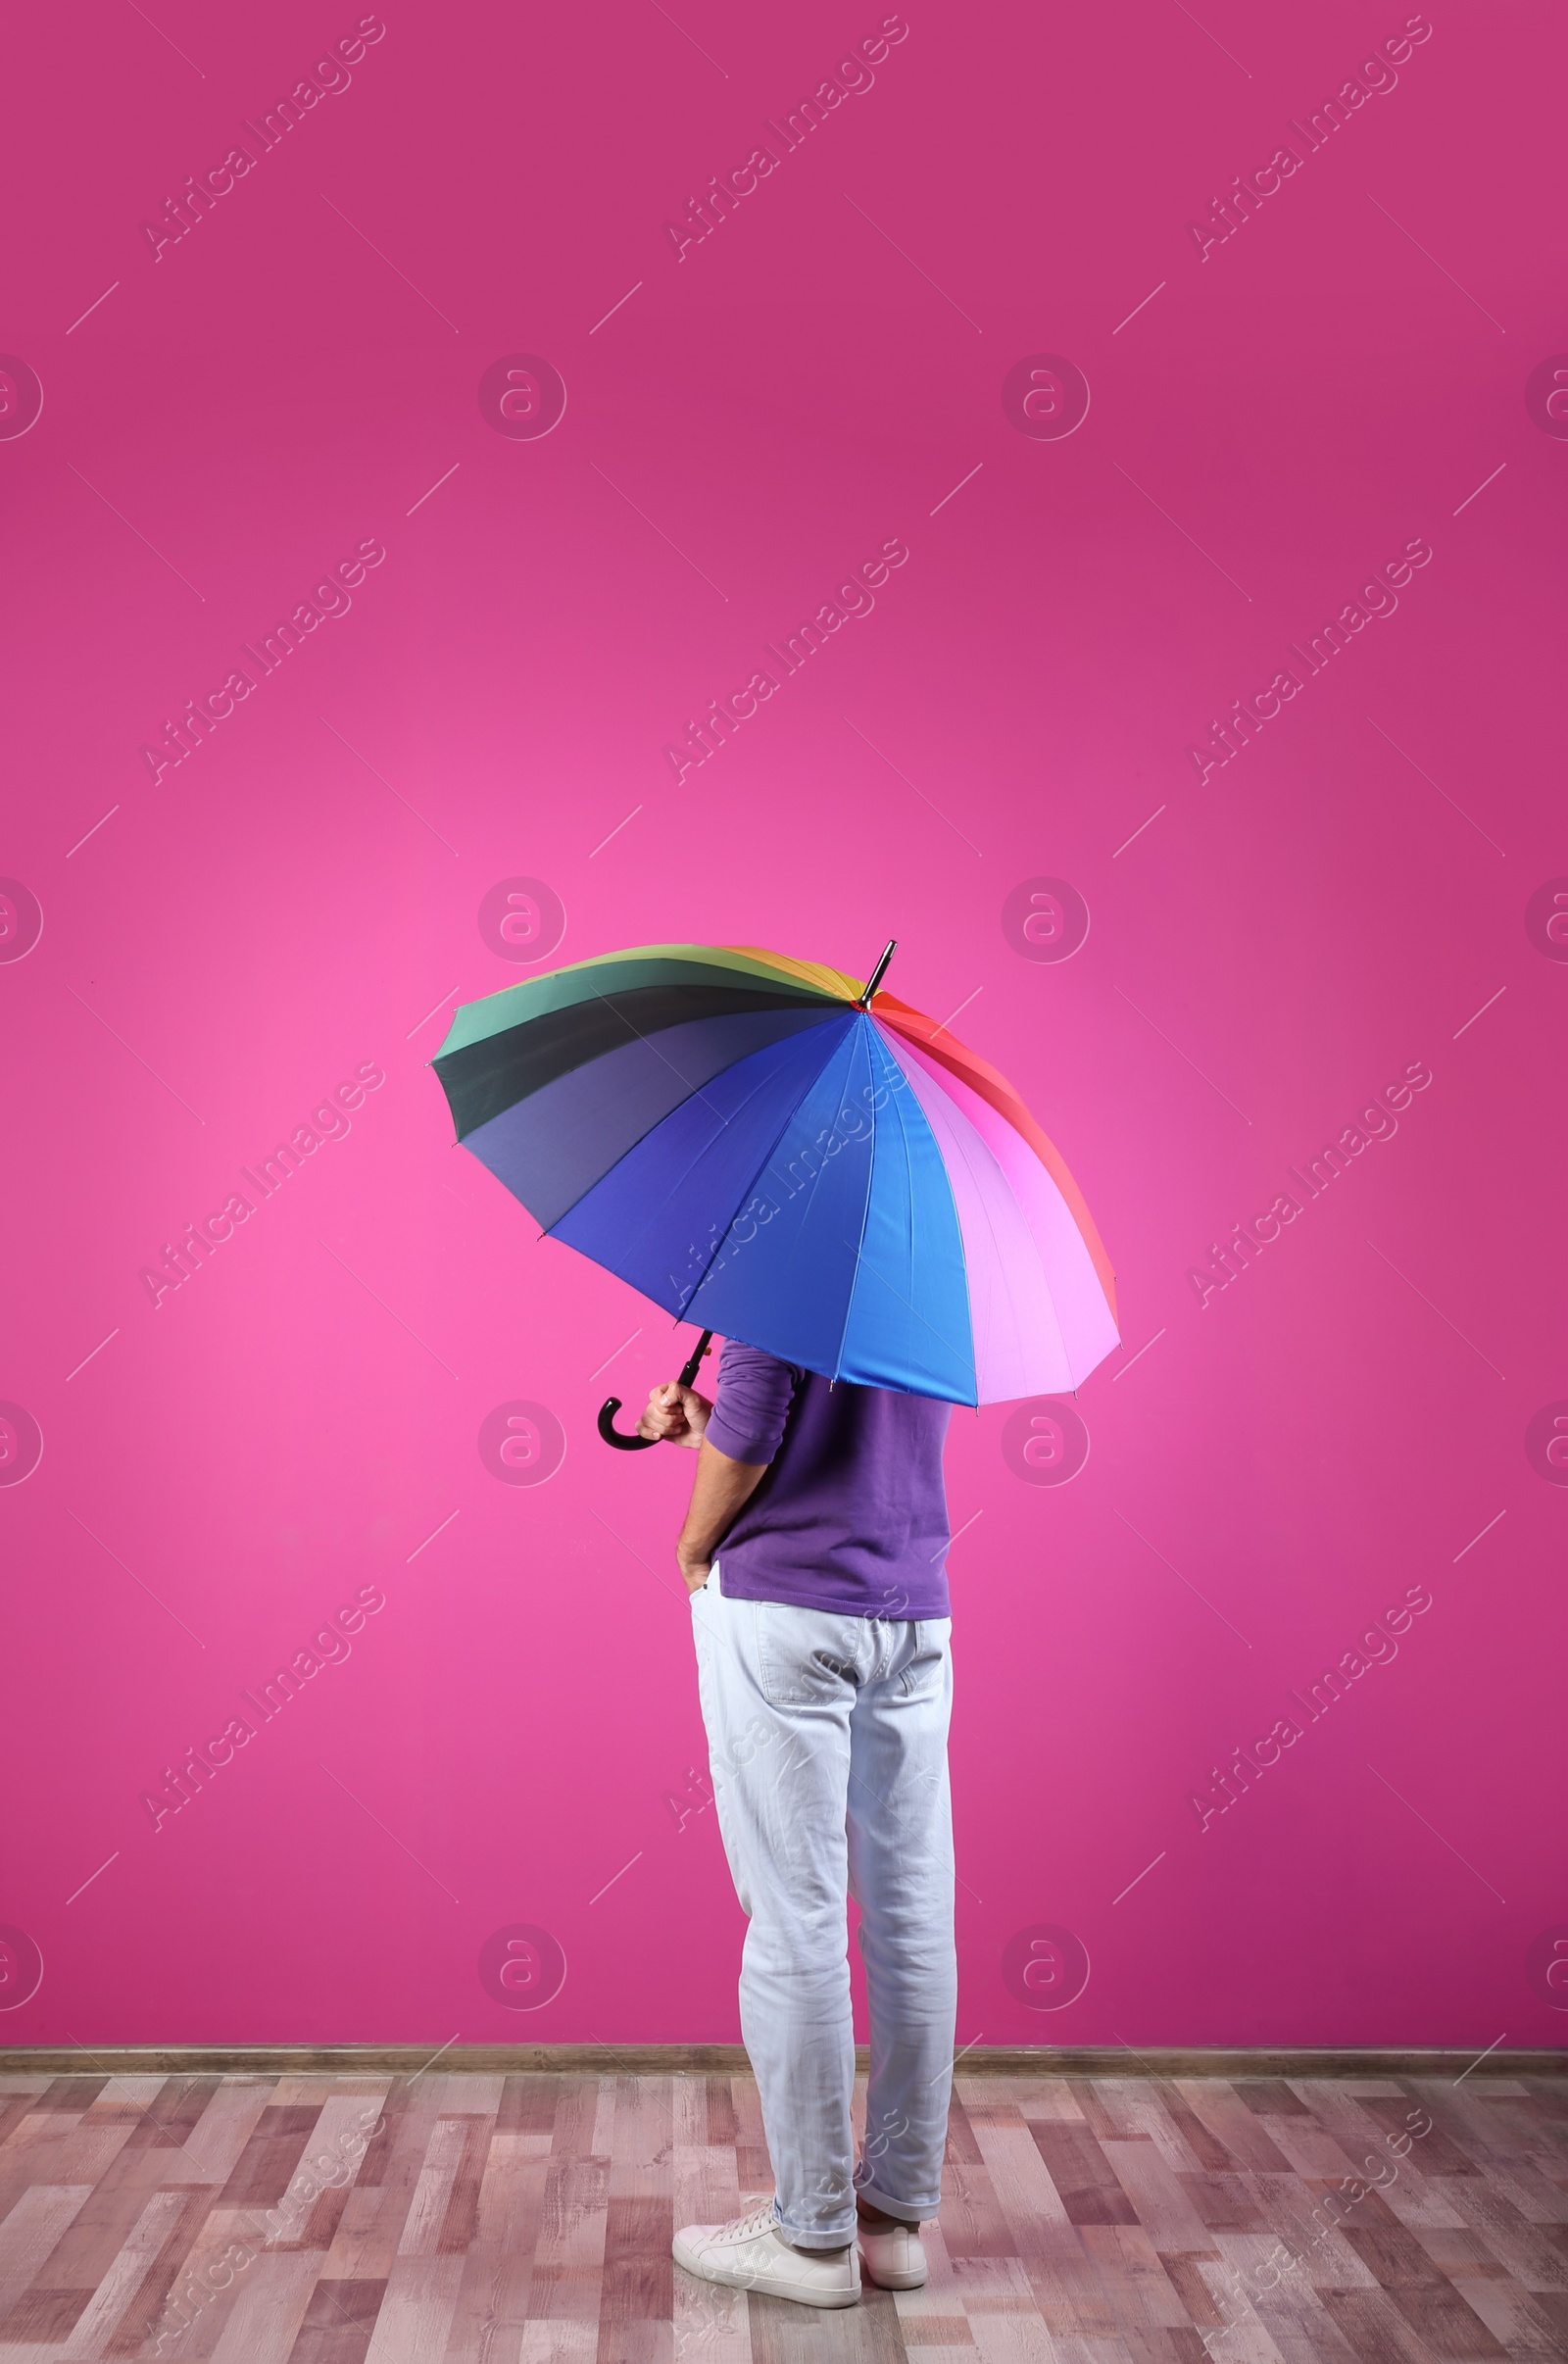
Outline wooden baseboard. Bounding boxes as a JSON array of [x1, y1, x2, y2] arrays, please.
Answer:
[[2, 2043, 1562, 2079]]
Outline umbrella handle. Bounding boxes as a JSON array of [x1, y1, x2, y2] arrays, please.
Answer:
[[597, 1397, 656, 1450], [597, 1330, 714, 1452]]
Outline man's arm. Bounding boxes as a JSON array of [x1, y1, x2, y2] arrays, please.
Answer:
[[674, 1439, 768, 1593], [637, 1349, 790, 1593]]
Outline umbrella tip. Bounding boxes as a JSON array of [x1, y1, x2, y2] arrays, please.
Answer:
[[858, 939, 897, 1008]]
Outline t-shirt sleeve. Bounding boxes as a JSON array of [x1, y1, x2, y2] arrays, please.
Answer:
[[705, 1338, 799, 1465]]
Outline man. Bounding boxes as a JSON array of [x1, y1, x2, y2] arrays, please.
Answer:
[[637, 1335, 957, 2309]]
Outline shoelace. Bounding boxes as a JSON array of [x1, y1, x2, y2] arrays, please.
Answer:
[[720, 2203, 779, 2244]]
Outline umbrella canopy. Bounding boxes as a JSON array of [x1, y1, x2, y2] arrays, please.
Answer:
[[431, 943, 1118, 1405]]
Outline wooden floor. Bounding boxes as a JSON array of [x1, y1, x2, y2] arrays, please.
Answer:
[[0, 2067, 1564, 2362]]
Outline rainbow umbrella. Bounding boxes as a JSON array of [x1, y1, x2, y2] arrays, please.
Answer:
[[431, 941, 1117, 1429]]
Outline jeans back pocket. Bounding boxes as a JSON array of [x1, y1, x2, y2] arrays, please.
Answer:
[[755, 1601, 861, 1707]]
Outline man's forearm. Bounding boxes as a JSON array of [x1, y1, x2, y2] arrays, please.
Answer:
[[678, 1438, 767, 1567]]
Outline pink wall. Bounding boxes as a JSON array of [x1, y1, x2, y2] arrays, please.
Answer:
[[2, 0, 1563, 2051]]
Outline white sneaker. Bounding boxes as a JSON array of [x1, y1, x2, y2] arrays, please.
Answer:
[[858, 2219, 928, 2289], [673, 2201, 861, 2307]]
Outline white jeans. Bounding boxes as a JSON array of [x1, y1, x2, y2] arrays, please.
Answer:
[[690, 1568, 956, 2249]]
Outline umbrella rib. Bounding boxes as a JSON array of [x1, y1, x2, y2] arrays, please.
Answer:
[[893, 1036, 974, 1398], [569, 978, 837, 1122], [835, 1242, 975, 1396], [835, 1030, 975, 1398], [666, 1015, 858, 1321], [962, 1122, 1069, 1386], [666, 1055, 839, 1313], [882, 1007, 1117, 1323], [897, 1033, 1072, 1391], [895, 1047, 919, 1377], [832, 1022, 880, 1383], [577, 981, 745, 1125], [536, 996, 841, 1239]]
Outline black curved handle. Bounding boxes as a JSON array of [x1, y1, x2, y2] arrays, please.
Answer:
[[598, 1396, 657, 1450], [596, 1329, 713, 1452]]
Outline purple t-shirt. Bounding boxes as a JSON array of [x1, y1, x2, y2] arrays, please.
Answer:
[[704, 1338, 953, 1619]]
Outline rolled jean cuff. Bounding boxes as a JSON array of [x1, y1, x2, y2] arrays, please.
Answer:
[[772, 2199, 856, 2249], [855, 2182, 932, 2223]]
